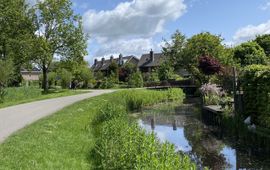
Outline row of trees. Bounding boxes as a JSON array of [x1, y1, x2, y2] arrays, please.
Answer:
[[162, 30, 270, 85], [0, 0, 88, 92]]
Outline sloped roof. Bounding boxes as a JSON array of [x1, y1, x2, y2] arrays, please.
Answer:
[[91, 56, 139, 71], [138, 53, 166, 68]]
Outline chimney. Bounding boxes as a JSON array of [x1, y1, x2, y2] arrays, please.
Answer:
[[110, 55, 114, 62], [150, 49, 154, 62], [119, 54, 123, 66], [94, 59, 98, 65], [101, 57, 105, 65]]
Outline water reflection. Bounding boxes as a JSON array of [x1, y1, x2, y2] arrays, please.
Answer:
[[138, 103, 270, 170]]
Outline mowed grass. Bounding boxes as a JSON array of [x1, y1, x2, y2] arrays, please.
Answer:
[[0, 92, 114, 170], [0, 86, 88, 108]]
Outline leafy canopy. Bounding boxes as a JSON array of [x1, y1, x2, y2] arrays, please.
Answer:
[[233, 41, 267, 66]]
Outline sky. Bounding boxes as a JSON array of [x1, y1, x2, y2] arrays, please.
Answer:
[[27, 0, 270, 64]]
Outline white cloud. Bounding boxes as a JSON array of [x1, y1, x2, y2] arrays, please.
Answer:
[[260, 1, 270, 10], [94, 38, 156, 57], [233, 20, 270, 43], [83, 0, 186, 41], [26, 0, 43, 6]]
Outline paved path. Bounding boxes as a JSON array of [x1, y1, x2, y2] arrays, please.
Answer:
[[0, 90, 115, 143]]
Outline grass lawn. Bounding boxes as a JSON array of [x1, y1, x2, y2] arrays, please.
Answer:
[[0, 92, 115, 169], [0, 86, 89, 109]]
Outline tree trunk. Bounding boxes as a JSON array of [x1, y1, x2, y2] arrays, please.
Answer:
[[42, 67, 49, 93]]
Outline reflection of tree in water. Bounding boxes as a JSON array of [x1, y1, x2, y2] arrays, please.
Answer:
[[183, 119, 231, 170]]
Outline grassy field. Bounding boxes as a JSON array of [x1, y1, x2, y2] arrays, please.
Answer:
[[0, 86, 88, 108], [0, 89, 195, 169]]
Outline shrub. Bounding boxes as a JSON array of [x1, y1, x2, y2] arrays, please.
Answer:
[[128, 72, 144, 88], [200, 83, 223, 105], [58, 68, 72, 89], [241, 64, 270, 128], [198, 55, 222, 75]]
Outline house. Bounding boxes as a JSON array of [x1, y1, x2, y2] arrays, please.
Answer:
[[91, 54, 139, 74], [138, 49, 167, 73], [21, 68, 42, 81]]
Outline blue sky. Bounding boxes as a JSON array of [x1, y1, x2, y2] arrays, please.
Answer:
[[29, 0, 270, 63]]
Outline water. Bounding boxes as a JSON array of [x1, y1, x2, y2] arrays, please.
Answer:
[[137, 101, 270, 170]]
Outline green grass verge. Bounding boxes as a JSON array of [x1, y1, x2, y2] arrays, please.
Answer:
[[0, 89, 195, 169], [0, 86, 89, 108]]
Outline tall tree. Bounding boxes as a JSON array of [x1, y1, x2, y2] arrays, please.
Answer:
[[182, 32, 227, 84], [31, 0, 87, 92], [162, 30, 186, 69], [255, 34, 270, 57], [0, 0, 34, 85], [233, 41, 267, 66]]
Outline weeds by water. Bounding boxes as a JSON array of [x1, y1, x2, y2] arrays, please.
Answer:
[[92, 89, 197, 169]]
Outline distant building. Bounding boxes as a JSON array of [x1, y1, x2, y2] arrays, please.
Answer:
[[91, 54, 139, 74], [138, 49, 167, 73], [21, 68, 41, 81]]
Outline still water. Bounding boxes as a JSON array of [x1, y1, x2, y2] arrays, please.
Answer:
[[138, 101, 270, 170]]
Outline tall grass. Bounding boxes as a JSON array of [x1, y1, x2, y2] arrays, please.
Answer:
[[92, 89, 197, 169]]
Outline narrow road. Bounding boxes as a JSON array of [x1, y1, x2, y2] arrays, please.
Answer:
[[0, 90, 115, 143]]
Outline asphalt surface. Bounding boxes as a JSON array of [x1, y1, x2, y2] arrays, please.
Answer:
[[0, 90, 115, 143]]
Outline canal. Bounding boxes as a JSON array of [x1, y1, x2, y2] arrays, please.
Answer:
[[137, 99, 270, 170]]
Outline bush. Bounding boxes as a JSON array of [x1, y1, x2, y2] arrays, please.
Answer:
[[198, 55, 222, 75], [58, 68, 72, 89], [241, 64, 270, 128], [128, 72, 144, 88]]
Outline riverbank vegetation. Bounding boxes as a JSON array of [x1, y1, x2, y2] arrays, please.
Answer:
[[0, 89, 199, 169]]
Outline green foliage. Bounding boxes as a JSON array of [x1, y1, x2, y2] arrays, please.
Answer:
[[99, 73, 118, 89], [158, 61, 175, 81], [242, 64, 270, 128], [92, 89, 194, 169], [162, 30, 186, 69], [58, 68, 72, 88], [184, 32, 227, 65], [73, 64, 94, 88], [255, 34, 270, 57], [31, 0, 87, 92], [234, 41, 267, 66], [128, 71, 144, 88], [119, 63, 137, 82], [108, 61, 119, 76], [96, 119, 196, 170], [0, 86, 85, 108], [93, 103, 126, 125], [0, 0, 34, 85], [0, 59, 14, 102], [48, 72, 57, 87]]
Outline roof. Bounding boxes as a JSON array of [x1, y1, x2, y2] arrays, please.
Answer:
[[138, 53, 166, 68], [91, 55, 139, 71]]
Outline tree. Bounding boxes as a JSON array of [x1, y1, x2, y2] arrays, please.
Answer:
[[255, 34, 270, 57], [162, 30, 186, 69], [198, 56, 222, 75], [158, 62, 174, 81], [128, 72, 144, 88], [31, 0, 87, 92], [0, 0, 34, 86], [234, 41, 267, 66], [119, 63, 137, 82], [181, 32, 228, 84], [0, 59, 13, 102]]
